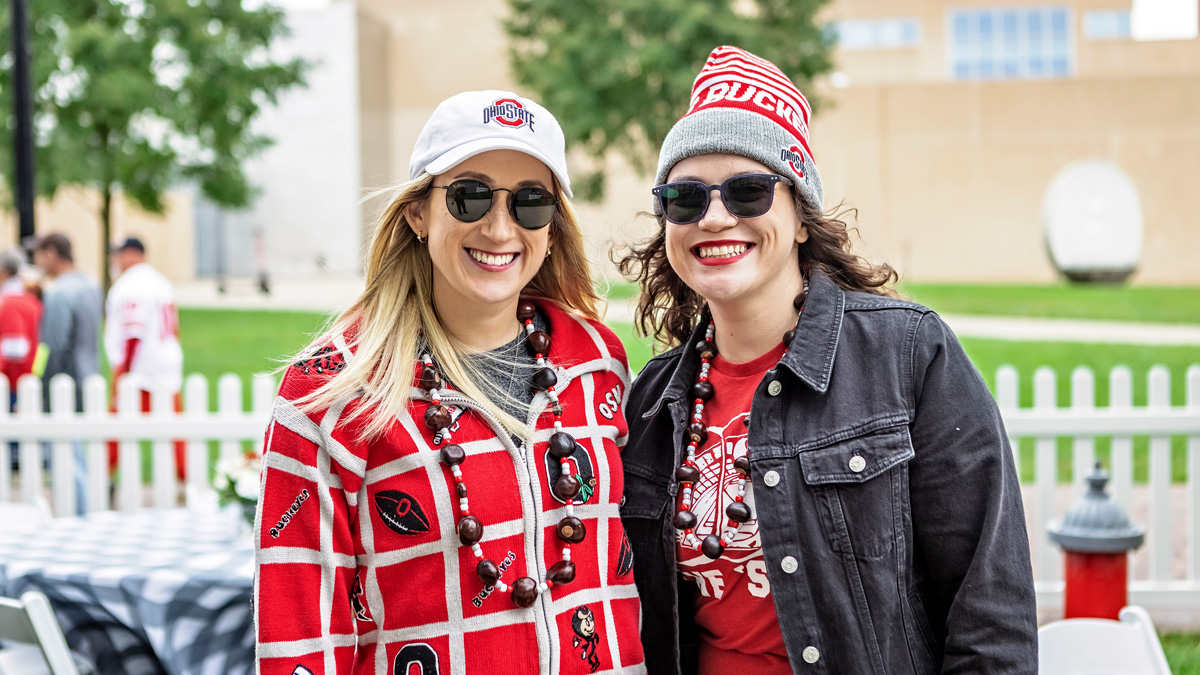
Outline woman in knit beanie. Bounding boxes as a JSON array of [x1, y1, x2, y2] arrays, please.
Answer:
[[619, 46, 1037, 674]]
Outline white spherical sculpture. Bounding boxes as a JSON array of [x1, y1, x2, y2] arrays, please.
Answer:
[[1041, 160, 1143, 283]]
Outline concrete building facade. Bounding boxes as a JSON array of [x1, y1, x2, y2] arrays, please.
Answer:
[[6, 0, 1197, 286]]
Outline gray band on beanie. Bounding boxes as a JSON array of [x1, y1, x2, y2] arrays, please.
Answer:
[[653, 105, 823, 216]]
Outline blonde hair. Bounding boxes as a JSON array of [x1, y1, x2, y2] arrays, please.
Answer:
[[291, 172, 602, 443]]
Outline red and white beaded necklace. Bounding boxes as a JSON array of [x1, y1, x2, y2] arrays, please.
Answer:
[[418, 298, 585, 608], [673, 283, 808, 560]]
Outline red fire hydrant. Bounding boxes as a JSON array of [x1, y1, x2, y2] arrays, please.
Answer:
[[1047, 462, 1146, 619]]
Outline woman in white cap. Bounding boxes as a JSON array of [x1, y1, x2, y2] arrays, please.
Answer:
[[619, 47, 1036, 674], [255, 91, 645, 674]]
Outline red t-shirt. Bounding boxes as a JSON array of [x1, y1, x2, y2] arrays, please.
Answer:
[[676, 342, 790, 675]]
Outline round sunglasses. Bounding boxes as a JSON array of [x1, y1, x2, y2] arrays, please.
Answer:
[[434, 179, 558, 230], [652, 173, 792, 225]]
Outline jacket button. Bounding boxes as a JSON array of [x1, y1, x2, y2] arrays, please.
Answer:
[[802, 646, 820, 663], [767, 380, 782, 396], [848, 455, 866, 473], [763, 470, 780, 487], [781, 555, 798, 573]]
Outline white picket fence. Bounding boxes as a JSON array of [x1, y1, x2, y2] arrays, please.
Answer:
[[999, 364, 1200, 613], [0, 372, 276, 515], [2, 365, 1200, 613]]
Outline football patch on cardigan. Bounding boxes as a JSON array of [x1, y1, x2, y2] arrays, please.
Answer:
[[374, 490, 432, 535], [545, 442, 596, 505], [616, 531, 634, 577], [292, 344, 345, 375]]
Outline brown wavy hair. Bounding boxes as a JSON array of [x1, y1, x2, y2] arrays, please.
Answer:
[[616, 194, 900, 350]]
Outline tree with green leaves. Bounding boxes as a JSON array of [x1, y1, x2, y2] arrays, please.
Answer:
[[505, 0, 835, 201], [0, 0, 306, 289]]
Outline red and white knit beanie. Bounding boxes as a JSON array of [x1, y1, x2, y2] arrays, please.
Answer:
[[654, 45, 823, 213]]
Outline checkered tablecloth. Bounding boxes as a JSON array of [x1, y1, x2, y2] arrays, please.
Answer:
[[0, 508, 254, 675]]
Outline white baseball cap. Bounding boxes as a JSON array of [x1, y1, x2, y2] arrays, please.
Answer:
[[408, 90, 572, 198]]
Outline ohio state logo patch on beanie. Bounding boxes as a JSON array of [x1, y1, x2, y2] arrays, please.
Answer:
[[781, 145, 806, 179], [483, 98, 536, 131]]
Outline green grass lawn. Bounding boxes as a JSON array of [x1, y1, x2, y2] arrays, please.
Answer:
[[1163, 632, 1200, 674], [177, 308, 335, 407], [601, 280, 1200, 324], [901, 282, 1200, 324]]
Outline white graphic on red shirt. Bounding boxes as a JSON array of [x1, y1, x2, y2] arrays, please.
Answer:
[[677, 412, 769, 599]]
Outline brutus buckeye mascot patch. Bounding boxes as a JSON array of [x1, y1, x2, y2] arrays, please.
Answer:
[[571, 605, 601, 672]]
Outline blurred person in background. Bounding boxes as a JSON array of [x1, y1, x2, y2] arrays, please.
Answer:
[[1, 248, 43, 467], [104, 236, 186, 480], [0, 249, 41, 402], [33, 233, 102, 415], [619, 46, 1037, 674], [34, 233, 100, 513], [255, 91, 645, 673]]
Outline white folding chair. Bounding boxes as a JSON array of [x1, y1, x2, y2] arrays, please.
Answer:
[[1038, 605, 1172, 674], [0, 591, 79, 675], [0, 500, 52, 533]]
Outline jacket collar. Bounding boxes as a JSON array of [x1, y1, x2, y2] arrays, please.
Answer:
[[652, 266, 845, 410], [776, 266, 843, 394]]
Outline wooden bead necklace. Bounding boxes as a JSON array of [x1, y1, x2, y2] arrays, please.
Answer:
[[419, 299, 584, 608], [674, 282, 808, 560]]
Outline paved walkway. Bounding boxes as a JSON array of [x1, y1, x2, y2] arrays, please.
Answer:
[[176, 278, 1200, 346]]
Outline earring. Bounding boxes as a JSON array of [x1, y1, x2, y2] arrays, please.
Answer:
[[415, 232, 427, 244], [545, 246, 552, 258]]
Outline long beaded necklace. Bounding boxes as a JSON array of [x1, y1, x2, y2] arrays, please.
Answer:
[[418, 299, 584, 608], [673, 281, 808, 560]]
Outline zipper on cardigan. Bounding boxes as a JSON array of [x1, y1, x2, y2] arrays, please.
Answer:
[[432, 384, 558, 673]]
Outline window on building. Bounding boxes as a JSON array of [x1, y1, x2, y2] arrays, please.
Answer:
[[1084, 10, 1132, 40], [949, 6, 1073, 79], [832, 18, 923, 50]]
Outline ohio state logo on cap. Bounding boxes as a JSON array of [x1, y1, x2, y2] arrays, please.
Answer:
[[483, 98, 536, 131], [781, 145, 806, 179]]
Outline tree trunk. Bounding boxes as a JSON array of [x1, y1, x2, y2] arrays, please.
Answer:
[[101, 183, 112, 293]]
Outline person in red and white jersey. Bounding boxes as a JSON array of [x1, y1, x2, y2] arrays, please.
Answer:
[[104, 236, 185, 478], [255, 91, 645, 674]]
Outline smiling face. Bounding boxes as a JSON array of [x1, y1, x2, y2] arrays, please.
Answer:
[[663, 153, 808, 310], [408, 149, 554, 324]]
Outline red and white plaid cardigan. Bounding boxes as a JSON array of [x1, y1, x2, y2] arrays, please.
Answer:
[[254, 301, 646, 675]]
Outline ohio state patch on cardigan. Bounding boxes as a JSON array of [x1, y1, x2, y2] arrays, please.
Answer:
[[545, 442, 596, 505], [393, 643, 439, 674]]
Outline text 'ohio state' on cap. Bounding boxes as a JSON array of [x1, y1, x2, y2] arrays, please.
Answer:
[[654, 46, 823, 214], [409, 90, 573, 198]]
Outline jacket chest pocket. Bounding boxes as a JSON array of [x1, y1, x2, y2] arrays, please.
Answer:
[[797, 425, 915, 560]]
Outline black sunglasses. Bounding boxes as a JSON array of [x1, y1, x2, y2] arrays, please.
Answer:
[[434, 179, 558, 230], [652, 173, 792, 225]]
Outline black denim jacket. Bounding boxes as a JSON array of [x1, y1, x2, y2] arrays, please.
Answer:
[[620, 269, 1038, 674]]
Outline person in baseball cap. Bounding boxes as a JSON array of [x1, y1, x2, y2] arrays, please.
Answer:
[[619, 46, 1037, 674], [254, 91, 646, 674]]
